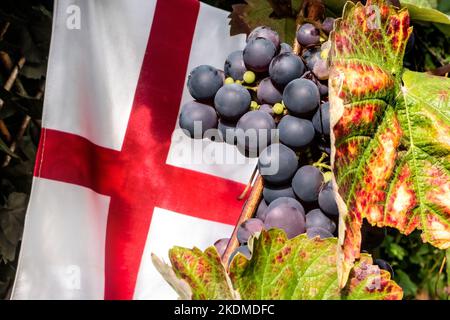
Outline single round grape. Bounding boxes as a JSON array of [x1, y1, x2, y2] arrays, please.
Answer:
[[269, 53, 305, 88], [267, 197, 304, 216], [312, 58, 329, 80], [259, 104, 274, 115], [179, 101, 218, 138], [312, 102, 330, 135], [236, 110, 276, 154], [272, 103, 284, 115], [218, 119, 237, 144], [292, 165, 324, 202], [237, 218, 265, 244], [283, 79, 320, 115], [318, 181, 339, 216], [214, 83, 251, 121], [257, 77, 282, 105], [307, 227, 333, 239], [243, 37, 277, 73], [302, 48, 321, 71], [258, 143, 298, 185], [263, 185, 296, 203], [305, 209, 336, 233], [296, 23, 320, 47], [229, 245, 251, 264], [264, 204, 306, 239], [256, 199, 269, 221], [187, 65, 223, 101], [374, 259, 394, 277], [214, 238, 229, 256], [278, 115, 315, 148], [322, 17, 335, 34], [247, 26, 280, 49], [224, 50, 247, 81], [279, 42, 292, 54]]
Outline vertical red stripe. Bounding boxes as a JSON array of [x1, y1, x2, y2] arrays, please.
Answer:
[[103, 0, 200, 299]]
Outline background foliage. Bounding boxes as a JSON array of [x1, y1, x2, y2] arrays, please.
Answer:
[[0, 0, 448, 299]]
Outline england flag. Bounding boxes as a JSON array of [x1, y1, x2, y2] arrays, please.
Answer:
[[12, 0, 256, 300]]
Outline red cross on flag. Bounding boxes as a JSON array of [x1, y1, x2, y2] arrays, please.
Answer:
[[11, 0, 256, 300]]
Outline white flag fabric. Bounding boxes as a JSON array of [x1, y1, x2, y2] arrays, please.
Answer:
[[12, 0, 256, 300]]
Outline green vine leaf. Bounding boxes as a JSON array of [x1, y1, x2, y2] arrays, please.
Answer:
[[329, 0, 450, 288], [155, 230, 403, 300], [402, 0, 450, 34]]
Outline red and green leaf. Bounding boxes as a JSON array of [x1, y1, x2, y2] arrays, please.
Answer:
[[329, 0, 450, 287], [155, 230, 403, 300]]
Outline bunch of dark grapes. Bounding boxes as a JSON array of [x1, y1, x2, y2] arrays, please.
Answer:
[[178, 21, 349, 262]]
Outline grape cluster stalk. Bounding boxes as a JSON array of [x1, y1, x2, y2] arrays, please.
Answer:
[[178, 20, 391, 272]]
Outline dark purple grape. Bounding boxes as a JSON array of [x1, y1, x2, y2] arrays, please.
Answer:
[[263, 185, 295, 203], [318, 181, 339, 216], [214, 83, 251, 121], [283, 79, 320, 115], [307, 227, 333, 239], [302, 48, 321, 71], [214, 238, 229, 256], [179, 101, 218, 138], [322, 17, 335, 34], [243, 37, 277, 73], [218, 119, 237, 144], [224, 50, 247, 81], [258, 143, 298, 185], [247, 26, 280, 49], [229, 245, 251, 263], [264, 203, 306, 239], [267, 197, 304, 213], [374, 259, 394, 277], [257, 77, 282, 105], [269, 53, 305, 88], [259, 104, 274, 115], [312, 102, 330, 135], [292, 165, 324, 202], [236, 110, 276, 154], [256, 199, 269, 221], [279, 42, 292, 54], [305, 209, 336, 233], [187, 65, 223, 101], [296, 23, 320, 47], [278, 115, 315, 148], [237, 218, 265, 244]]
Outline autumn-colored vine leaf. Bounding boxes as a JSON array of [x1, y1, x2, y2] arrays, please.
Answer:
[[229, 0, 297, 44], [167, 246, 239, 300], [329, 0, 450, 288], [156, 230, 403, 300]]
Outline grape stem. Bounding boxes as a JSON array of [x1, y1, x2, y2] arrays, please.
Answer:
[[221, 175, 264, 268], [313, 152, 331, 170]]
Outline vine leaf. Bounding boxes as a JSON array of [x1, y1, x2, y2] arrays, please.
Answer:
[[403, 2, 450, 34], [167, 246, 239, 300], [329, 0, 450, 288], [154, 230, 403, 300]]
